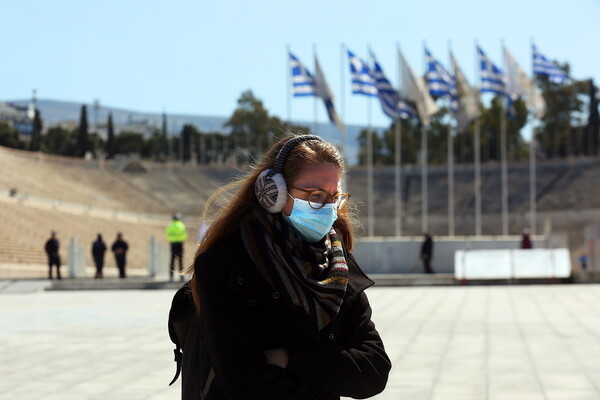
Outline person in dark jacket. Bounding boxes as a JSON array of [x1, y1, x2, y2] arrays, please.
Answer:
[[111, 232, 129, 278], [187, 134, 391, 399], [521, 228, 533, 249], [420, 233, 434, 274], [92, 233, 107, 279], [44, 231, 61, 280]]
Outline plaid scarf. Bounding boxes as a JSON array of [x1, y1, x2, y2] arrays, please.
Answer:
[[240, 209, 349, 331]]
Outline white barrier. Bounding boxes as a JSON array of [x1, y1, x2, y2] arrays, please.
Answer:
[[147, 236, 170, 278], [454, 248, 571, 280], [68, 237, 86, 278], [352, 236, 556, 274]]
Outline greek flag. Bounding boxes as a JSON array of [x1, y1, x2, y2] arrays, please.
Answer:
[[532, 44, 567, 84], [370, 53, 415, 120], [478, 46, 505, 96], [425, 48, 458, 112], [347, 50, 377, 97], [289, 52, 315, 97]]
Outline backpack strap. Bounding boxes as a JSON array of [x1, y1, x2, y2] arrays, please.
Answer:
[[169, 345, 183, 386]]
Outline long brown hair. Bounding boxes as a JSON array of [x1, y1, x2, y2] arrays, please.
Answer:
[[187, 133, 355, 308]]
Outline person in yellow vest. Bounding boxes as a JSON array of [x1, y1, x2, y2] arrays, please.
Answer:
[[166, 213, 188, 281]]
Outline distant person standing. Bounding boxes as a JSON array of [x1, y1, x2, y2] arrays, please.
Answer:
[[111, 232, 129, 278], [521, 228, 533, 249], [92, 234, 107, 279], [420, 233, 434, 274], [166, 213, 188, 281], [44, 231, 61, 280]]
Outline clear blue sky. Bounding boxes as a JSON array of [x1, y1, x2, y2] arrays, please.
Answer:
[[1, 0, 598, 128]]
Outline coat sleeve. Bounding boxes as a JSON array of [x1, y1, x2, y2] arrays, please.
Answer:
[[285, 291, 391, 399], [196, 253, 329, 400]]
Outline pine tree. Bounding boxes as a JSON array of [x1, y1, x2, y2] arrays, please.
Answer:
[[30, 108, 42, 152], [77, 105, 89, 157], [161, 112, 168, 160], [106, 112, 115, 159]]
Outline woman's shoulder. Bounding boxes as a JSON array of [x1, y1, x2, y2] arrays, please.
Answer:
[[194, 230, 249, 282], [344, 252, 375, 300]]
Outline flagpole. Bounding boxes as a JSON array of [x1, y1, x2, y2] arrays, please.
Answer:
[[286, 45, 291, 124], [367, 48, 374, 238], [367, 101, 374, 237], [500, 43, 509, 236], [474, 41, 482, 236], [395, 43, 403, 236], [421, 43, 428, 234], [500, 98, 509, 236], [340, 43, 347, 159], [448, 41, 455, 237], [313, 44, 318, 135], [395, 118, 402, 236], [529, 37, 537, 235]]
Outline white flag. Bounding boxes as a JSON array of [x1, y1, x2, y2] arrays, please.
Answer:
[[398, 50, 438, 127], [450, 52, 480, 132], [503, 46, 546, 119], [314, 56, 345, 133]]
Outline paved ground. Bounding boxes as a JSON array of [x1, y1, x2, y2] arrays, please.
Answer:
[[1, 283, 600, 399]]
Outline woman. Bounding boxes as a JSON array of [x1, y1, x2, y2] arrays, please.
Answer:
[[188, 134, 391, 399]]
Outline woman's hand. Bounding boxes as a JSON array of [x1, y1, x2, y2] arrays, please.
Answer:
[[264, 348, 289, 369]]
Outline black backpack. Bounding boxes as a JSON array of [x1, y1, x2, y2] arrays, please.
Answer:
[[168, 282, 214, 399]]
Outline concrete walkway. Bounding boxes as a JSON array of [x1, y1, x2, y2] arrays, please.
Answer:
[[1, 284, 600, 399]]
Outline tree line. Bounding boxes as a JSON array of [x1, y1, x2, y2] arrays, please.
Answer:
[[0, 90, 308, 164]]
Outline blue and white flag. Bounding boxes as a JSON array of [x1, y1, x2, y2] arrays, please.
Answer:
[[347, 50, 378, 97], [289, 52, 315, 97], [532, 44, 568, 84], [370, 52, 415, 120], [478, 46, 505, 96], [314, 57, 345, 132], [425, 48, 458, 112]]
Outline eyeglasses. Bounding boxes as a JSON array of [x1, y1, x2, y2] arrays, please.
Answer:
[[289, 187, 351, 210]]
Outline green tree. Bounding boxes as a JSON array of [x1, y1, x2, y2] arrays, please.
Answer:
[[381, 118, 421, 165], [77, 105, 89, 157], [535, 63, 587, 158], [478, 96, 528, 162], [224, 90, 295, 162], [0, 122, 23, 149], [114, 131, 144, 155], [357, 129, 385, 165], [180, 124, 199, 163], [88, 132, 106, 158], [143, 129, 168, 161], [41, 126, 77, 156], [585, 79, 599, 155]]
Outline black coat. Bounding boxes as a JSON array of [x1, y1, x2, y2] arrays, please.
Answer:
[[92, 240, 107, 260], [194, 230, 391, 400], [45, 238, 59, 259]]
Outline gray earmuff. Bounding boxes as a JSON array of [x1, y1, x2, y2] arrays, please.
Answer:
[[255, 135, 323, 213]]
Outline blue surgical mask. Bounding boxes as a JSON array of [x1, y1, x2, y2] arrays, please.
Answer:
[[283, 197, 338, 243]]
